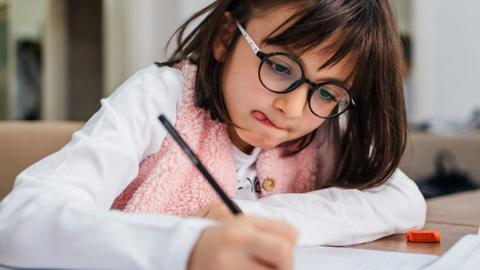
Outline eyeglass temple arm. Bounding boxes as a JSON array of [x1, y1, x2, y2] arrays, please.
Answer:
[[351, 97, 356, 107], [235, 20, 261, 55]]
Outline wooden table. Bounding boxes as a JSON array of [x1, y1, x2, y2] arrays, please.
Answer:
[[350, 190, 480, 255]]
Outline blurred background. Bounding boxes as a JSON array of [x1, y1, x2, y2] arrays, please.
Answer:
[[0, 0, 479, 124], [0, 0, 214, 121], [0, 0, 479, 198]]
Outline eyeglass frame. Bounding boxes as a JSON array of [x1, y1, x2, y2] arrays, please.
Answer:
[[234, 19, 356, 119]]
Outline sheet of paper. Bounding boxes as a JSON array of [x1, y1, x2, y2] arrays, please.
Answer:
[[422, 234, 480, 270], [0, 266, 54, 270], [295, 246, 439, 270]]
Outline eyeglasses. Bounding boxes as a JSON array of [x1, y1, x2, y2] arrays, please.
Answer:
[[234, 20, 356, 119]]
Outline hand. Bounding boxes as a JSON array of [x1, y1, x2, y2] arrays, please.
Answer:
[[192, 200, 233, 221], [188, 215, 298, 270]]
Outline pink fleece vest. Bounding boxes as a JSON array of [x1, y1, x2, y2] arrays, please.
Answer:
[[111, 61, 319, 216]]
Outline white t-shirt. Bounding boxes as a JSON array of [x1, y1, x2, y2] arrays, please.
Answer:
[[0, 64, 426, 270], [232, 145, 262, 200]]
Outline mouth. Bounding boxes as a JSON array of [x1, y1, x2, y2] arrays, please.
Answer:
[[251, 110, 284, 130]]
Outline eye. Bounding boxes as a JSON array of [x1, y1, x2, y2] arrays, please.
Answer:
[[273, 63, 290, 74], [318, 88, 336, 102], [267, 60, 291, 76]]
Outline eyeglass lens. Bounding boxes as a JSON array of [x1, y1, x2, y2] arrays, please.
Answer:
[[259, 54, 351, 118]]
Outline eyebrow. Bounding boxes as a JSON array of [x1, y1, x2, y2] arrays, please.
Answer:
[[318, 76, 348, 85], [262, 41, 353, 87]]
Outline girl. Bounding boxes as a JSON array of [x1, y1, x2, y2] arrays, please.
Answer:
[[0, 0, 426, 269]]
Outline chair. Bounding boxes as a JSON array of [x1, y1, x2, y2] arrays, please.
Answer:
[[0, 121, 83, 200]]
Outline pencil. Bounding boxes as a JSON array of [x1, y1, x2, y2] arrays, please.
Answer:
[[158, 114, 243, 215]]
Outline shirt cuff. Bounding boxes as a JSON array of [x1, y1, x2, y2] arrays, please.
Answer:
[[163, 217, 217, 270]]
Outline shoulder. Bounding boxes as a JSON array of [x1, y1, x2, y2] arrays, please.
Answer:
[[106, 64, 185, 111], [139, 64, 184, 88], [118, 64, 183, 97]]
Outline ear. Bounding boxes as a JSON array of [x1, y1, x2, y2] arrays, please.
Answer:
[[213, 12, 237, 62]]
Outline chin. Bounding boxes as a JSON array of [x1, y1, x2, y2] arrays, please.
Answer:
[[249, 137, 282, 150], [236, 128, 285, 150]]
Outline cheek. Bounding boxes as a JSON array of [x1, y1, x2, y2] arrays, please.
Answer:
[[221, 44, 269, 108], [297, 116, 325, 135], [222, 69, 269, 115]]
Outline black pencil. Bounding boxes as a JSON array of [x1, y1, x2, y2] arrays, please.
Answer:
[[158, 114, 243, 215]]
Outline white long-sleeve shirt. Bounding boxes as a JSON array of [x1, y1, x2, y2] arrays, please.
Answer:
[[0, 65, 426, 269]]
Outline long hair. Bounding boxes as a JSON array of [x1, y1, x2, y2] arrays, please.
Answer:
[[158, 0, 407, 190]]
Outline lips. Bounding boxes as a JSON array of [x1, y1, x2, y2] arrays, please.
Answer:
[[252, 111, 283, 130]]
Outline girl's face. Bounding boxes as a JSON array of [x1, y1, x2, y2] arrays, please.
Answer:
[[217, 5, 355, 153]]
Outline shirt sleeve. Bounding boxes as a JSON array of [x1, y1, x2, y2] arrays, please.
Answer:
[[235, 169, 426, 247], [0, 65, 214, 270]]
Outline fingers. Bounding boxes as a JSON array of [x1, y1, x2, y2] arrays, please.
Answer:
[[188, 215, 296, 270], [246, 230, 295, 270], [232, 215, 297, 270], [191, 201, 232, 220], [192, 207, 209, 218], [211, 202, 234, 220], [204, 201, 234, 221], [220, 219, 294, 270], [243, 215, 298, 244], [243, 257, 278, 270], [220, 251, 278, 270]]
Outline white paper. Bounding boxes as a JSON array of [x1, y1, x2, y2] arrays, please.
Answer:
[[296, 234, 480, 270], [295, 246, 439, 270], [422, 234, 480, 270]]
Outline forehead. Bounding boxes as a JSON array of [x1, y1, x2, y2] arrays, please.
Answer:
[[246, 5, 356, 85], [247, 4, 300, 38], [301, 44, 356, 86]]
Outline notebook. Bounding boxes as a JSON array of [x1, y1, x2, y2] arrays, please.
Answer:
[[295, 234, 480, 270]]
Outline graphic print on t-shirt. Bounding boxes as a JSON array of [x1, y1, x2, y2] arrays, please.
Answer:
[[237, 176, 260, 193]]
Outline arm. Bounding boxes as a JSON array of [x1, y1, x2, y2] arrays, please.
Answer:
[[235, 169, 426, 247], [0, 66, 212, 269]]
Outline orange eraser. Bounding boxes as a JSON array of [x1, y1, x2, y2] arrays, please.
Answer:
[[405, 230, 441, 243]]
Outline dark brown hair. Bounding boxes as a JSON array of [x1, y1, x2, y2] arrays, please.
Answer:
[[158, 0, 407, 190]]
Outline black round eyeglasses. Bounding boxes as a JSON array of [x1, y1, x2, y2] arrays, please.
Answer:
[[235, 20, 356, 119]]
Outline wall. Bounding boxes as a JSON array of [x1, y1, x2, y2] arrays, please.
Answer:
[[393, 0, 412, 35], [103, 0, 214, 96], [413, 0, 480, 123], [66, 0, 102, 121], [0, 2, 8, 119], [6, 0, 479, 123], [43, 0, 66, 120], [3, 0, 45, 119]]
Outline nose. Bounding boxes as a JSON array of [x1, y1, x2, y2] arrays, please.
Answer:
[[272, 83, 310, 119]]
